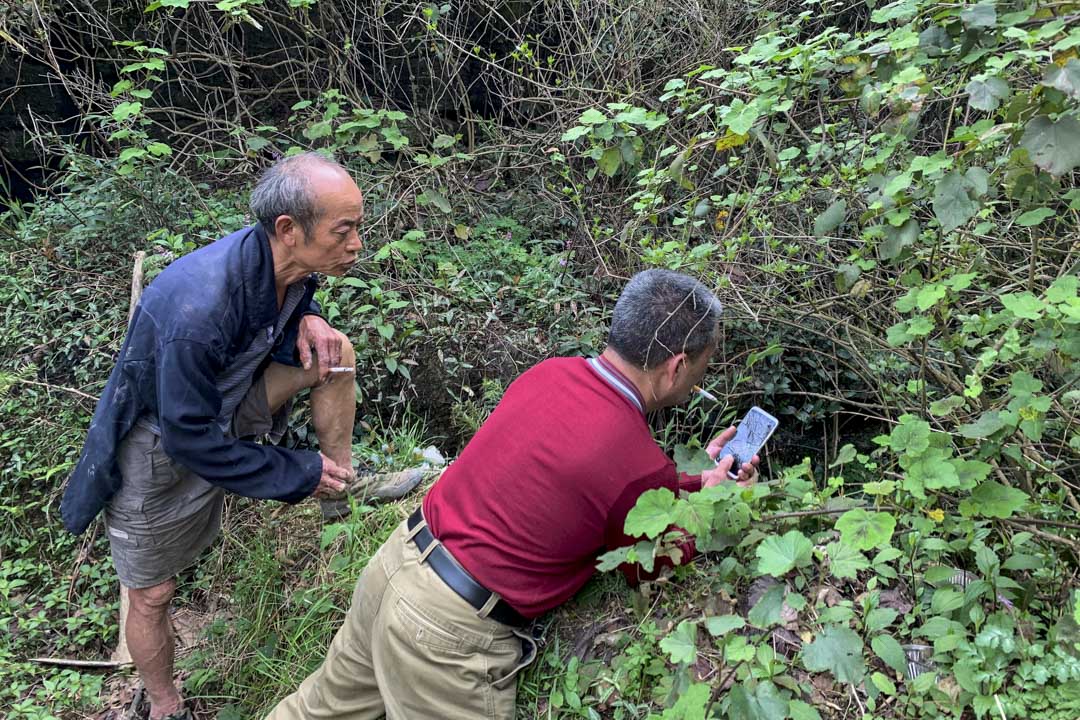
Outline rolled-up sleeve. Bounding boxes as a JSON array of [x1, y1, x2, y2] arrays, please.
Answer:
[[156, 339, 321, 502]]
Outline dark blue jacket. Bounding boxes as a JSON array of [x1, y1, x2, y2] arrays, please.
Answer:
[[60, 224, 324, 535]]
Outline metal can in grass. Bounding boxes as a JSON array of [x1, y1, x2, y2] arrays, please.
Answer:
[[902, 643, 934, 680]]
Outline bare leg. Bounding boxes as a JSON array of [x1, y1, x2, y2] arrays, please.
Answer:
[[128, 579, 183, 720], [262, 330, 355, 470]]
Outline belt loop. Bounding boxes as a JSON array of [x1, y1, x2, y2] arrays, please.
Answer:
[[406, 517, 427, 541], [417, 536, 440, 564], [476, 591, 502, 619]]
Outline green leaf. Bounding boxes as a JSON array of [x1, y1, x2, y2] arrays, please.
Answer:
[[880, 219, 919, 260], [118, 147, 146, 163], [722, 99, 760, 135], [908, 450, 960, 490], [871, 671, 897, 695], [432, 133, 455, 149], [1021, 115, 1080, 177], [960, 480, 1028, 519], [1042, 59, 1080, 99], [1016, 207, 1055, 226], [1001, 292, 1045, 320], [418, 188, 452, 214], [826, 541, 870, 580], [146, 142, 172, 157], [727, 680, 788, 720], [933, 171, 978, 233], [835, 509, 896, 551], [931, 588, 965, 613], [789, 700, 823, 720], [889, 415, 930, 454], [597, 147, 622, 177], [961, 2, 997, 29], [802, 625, 866, 684], [705, 615, 746, 636], [756, 530, 813, 577], [957, 411, 1006, 438], [748, 584, 786, 628], [664, 682, 711, 720], [929, 396, 966, 416], [624, 488, 676, 538], [814, 201, 847, 237], [871, 634, 908, 675], [674, 445, 716, 475], [660, 620, 698, 665], [670, 494, 715, 538], [965, 76, 1009, 111], [560, 125, 590, 142], [112, 101, 143, 122], [578, 108, 607, 125]]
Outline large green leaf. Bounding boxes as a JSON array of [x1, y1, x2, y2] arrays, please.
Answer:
[[965, 76, 1009, 111], [826, 541, 870, 579], [726, 680, 788, 720], [888, 415, 931, 454], [662, 682, 711, 720], [879, 219, 919, 260], [871, 634, 908, 675], [597, 147, 622, 177], [756, 530, 813, 577], [802, 625, 866, 684], [957, 411, 1007, 438], [624, 488, 676, 538], [748, 584, 786, 628], [933, 171, 978, 233], [789, 700, 823, 720], [835, 509, 896, 551], [960, 480, 1028, 519], [722, 99, 760, 135], [660, 620, 699, 665], [814, 201, 847, 237], [961, 1, 997, 28], [1042, 59, 1080, 99], [1020, 115, 1080, 177], [705, 615, 746, 636]]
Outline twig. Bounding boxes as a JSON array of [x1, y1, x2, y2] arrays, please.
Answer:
[[762, 505, 867, 522], [10, 378, 98, 401], [29, 657, 130, 669]]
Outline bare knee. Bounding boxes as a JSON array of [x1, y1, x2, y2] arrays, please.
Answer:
[[336, 331, 355, 370], [129, 579, 176, 618]]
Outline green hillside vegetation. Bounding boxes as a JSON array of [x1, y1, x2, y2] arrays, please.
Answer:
[[1, 0, 1079, 717]]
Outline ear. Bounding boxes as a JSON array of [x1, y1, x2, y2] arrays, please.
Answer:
[[663, 352, 689, 386], [273, 215, 302, 247]]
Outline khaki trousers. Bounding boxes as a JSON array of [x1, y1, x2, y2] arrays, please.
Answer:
[[267, 518, 535, 720]]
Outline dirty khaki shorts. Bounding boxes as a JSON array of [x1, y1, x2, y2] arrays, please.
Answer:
[[105, 375, 279, 589]]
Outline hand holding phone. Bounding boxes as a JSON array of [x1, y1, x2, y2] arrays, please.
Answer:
[[712, 406, 779, 481]]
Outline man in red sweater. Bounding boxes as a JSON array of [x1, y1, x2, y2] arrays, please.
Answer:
[[267, 269, 759, 720]]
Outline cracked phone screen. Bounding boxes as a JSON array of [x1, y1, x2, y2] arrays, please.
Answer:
[[717, 409, 777, 472]]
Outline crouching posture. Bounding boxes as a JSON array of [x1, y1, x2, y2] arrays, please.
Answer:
[[266, 269, 759, 720], [62, 153, 368, 720]]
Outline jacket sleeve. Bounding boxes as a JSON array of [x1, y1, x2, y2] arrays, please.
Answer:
[[605, 465, 697, 587], [156, 338, 322, 501]]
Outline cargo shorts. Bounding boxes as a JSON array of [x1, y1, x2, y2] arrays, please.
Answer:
[[105, 375, 283, 589]]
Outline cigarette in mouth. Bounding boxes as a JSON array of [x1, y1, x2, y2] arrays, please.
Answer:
[[693, 385, 718, 403], [328, 367, 355, 373]]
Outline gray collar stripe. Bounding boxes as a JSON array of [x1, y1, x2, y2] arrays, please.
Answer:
[[587, 358, 644, 414]]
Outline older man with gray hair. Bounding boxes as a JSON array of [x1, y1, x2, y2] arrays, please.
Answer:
[[267, 268, 760, 720], [61, 152, 418, 720]]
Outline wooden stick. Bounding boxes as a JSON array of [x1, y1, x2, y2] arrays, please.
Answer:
[[129, 251, 146, 325], [30, 657, 130, 669]]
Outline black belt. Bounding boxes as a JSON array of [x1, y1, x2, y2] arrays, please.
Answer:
[[407, 507, 527, 627]]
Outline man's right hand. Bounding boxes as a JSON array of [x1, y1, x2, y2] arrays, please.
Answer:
[[314, 453, 351, 498]]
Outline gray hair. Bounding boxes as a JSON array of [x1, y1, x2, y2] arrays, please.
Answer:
[[250, 151, 346, 237], [609, 269, 723, 369]]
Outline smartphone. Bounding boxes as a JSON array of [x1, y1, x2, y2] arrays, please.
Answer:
[[715, 406, 780, 480]]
